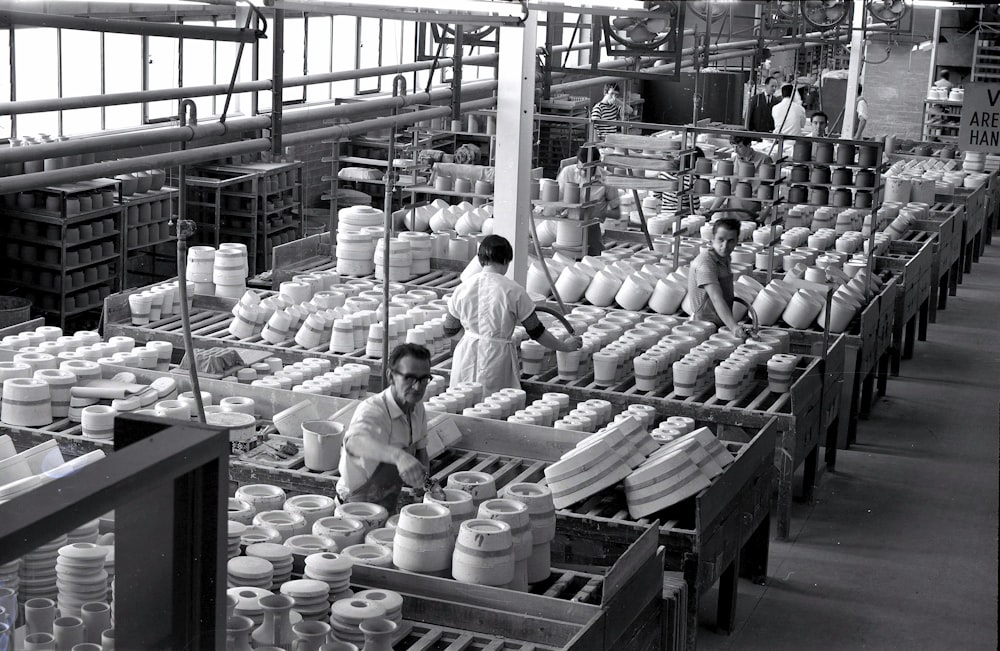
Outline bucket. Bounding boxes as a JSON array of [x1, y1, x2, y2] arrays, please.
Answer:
[[0, 296, 31, 328]]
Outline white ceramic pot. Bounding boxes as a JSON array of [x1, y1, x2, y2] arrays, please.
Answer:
[[392, 502, 453, 575]]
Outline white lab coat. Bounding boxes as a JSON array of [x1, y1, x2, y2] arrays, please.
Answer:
[[447, 270, 536, 396]]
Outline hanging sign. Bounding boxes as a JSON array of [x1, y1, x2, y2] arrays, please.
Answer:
[[959, 83, 1000, 152]]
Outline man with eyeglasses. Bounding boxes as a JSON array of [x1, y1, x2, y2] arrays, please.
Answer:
[[336, 343, 433, 513]]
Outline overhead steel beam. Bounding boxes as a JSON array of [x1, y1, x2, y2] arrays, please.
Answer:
[[0, 8, 260, 41], [263, 0, 525, 25]]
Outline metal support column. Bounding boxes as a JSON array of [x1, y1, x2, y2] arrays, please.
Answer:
[[494, 11, 537, 285], [842, 0, 866, 139], [271, 8, 285, 157]]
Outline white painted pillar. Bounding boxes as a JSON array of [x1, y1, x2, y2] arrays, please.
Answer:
[[843, 0, 866, 139], [493, 10, 537, 284]]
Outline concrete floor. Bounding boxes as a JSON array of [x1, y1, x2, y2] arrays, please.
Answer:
[[697, 244, 1000, 651]]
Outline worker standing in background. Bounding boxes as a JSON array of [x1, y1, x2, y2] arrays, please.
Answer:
[[853, 84, 869, 139], [747, 76, 780, 133], [810, 111, 830, 138], [933, 69, 954, 90], [556, 145, 615, 255], [445, 235, 581, 396], [337, 343, 432, 514], [591, 82, 634, 142], [771, 84, 807, 136]]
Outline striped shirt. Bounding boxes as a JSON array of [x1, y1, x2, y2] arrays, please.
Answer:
[[591, 100, 625, 140], [687, 249, 734, 325]]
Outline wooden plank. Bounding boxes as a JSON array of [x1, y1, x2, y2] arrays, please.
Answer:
[[350, 565, 600, 627], [601, 153, 682, 172]]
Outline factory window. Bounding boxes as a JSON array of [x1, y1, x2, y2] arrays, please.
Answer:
[[356, 17, 383, 95], [12, 27, 58, 137], [0, 29, 10, 139]]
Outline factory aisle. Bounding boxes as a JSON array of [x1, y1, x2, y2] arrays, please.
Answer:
[[697, 243, 1000, 651]]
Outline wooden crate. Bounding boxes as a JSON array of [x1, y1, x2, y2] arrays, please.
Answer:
[[506, 356, 819, 542], [349, 523, 665, 650], [877, 240, 933, 374], [938, 183, 988, 273]]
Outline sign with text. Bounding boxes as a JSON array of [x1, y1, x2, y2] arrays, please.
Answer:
[[959, 84, 1000, 152]]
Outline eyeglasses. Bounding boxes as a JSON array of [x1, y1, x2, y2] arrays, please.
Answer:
[[391, 368, 432, 385]]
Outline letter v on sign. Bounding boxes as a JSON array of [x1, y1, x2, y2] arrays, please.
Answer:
[[989, 88, 1000, 106]]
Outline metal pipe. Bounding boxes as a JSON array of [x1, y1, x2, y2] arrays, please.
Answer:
[[0, 116, 271, 165], [280, 79, 498, 125], [0, 9, 259, 42], [0, 82, 271, 117], [0, 138, 270, 195], [281, 106, 452, 146]]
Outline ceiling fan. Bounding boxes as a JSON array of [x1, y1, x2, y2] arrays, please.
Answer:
[[866, 0, 909, 24], [801, 0, 850, 30], [688, 0, 729, 22], [602, 1, 680, 54]]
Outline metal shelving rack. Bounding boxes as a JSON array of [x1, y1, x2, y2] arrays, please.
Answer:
[[120, 186, 180, 289], [0, 178, 122, 329], [973, 22, 1000, 83], [921, 99, 962, 144]]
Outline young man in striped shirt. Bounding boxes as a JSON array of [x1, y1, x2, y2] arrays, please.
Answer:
[[590, 82, 634, 142]]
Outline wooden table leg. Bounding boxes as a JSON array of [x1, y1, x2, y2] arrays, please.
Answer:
[[903, 315, 917, 360], [801, 443, 818, 503], [890, 319, 903, 376], [939, 269, 950, 309], [964, 239, 974, 274], [973, 230, 983, 263], [776, 427, 794, 541], [859, 370, 874, 421], [928, 274, 939, 324], [876, 350, 890, 399], [825, 415, 840, 470], [739, 513, 771, 584], [952, 257, 962, 293], [716, 555, 739, 636], [918, 299, 929, 341]]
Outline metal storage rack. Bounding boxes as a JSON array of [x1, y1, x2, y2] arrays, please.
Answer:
[[0, 179, 122, 329], [973, 22, 1000, 83], [120, 186, 179, 289], [184, 162, 303, 276], [921, 99, 962, 144]]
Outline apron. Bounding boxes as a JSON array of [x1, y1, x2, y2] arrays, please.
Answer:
[[451, 330, 520, 397], [342, 458, 410, 514], [342, 409, 418, 514], [448, 272, 535, 396]]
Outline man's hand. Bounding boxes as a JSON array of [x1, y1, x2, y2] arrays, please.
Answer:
[[394, 451, 425, 488], [558, 335, 583, 352]]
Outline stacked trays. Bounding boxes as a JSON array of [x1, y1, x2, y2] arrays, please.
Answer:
[[55, 543, 109, 617], [227, 556, 274, 589], [303, 552, 354, 603], [329, 597, 386, 646], [19, 535, 65, 608], [543, 438, 631, 510], [280, 578, 330, 621], [246, 543, 294, 589], [624, 426, 736, 518]]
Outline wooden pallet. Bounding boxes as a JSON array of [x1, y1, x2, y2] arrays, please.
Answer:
[[349, 518, 665, 650]]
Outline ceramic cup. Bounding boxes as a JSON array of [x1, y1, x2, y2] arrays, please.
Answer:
[[25, 597, 57, 635], [24, 632, 56, 650], [301, 421, 344, 472]]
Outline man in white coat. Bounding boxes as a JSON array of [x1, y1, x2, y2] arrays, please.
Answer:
[[771, 84, 806, 136], [444, 235, 581, 396]]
